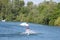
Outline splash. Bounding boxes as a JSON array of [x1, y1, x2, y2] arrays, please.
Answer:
[[1, 20, 6, 22], [20, 22, 29, 26], [21, 29, 37, 35]]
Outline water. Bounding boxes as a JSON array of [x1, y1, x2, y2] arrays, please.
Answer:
[[0, 21, 60, 40]]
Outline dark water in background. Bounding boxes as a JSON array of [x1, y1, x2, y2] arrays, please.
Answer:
[[0, 21, 60, 40]]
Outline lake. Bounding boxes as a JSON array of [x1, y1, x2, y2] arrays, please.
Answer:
[[0, 21, 60, 40]]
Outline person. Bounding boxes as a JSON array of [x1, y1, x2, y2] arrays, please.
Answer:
[[20, 22, 30, 35], [25, 23, 29, 29], [25, 23, 30, 35]]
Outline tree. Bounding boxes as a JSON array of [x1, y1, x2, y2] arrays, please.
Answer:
[[54, 17, 60, 26]]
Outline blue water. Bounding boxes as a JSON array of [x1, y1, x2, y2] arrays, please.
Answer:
[[0, 22, 60, 40]]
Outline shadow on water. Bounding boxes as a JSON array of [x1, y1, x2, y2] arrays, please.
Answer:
[[0, 33, 26, 37]]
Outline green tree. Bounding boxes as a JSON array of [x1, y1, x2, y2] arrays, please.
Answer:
[[54, 17, 60, 26]]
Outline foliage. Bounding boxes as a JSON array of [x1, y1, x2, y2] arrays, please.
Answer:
[[54, 17, 60, 26], [0, 0, 60, 26]]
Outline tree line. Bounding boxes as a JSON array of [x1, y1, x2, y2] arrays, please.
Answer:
[[0, 0, 60, 26]]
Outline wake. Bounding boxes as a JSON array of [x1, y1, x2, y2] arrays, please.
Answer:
[[21, 30, 40, 35], [20, 22, 40, 35]]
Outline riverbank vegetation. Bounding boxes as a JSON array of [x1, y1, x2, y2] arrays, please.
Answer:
[[0, 0, 60, 26]]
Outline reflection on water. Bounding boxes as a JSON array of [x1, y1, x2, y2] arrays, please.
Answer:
[[0, 33, 41, 37], [0, 22, 60, 40]]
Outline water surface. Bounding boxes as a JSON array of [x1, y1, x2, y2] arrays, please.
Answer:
[[0, 22, 60, 40]]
